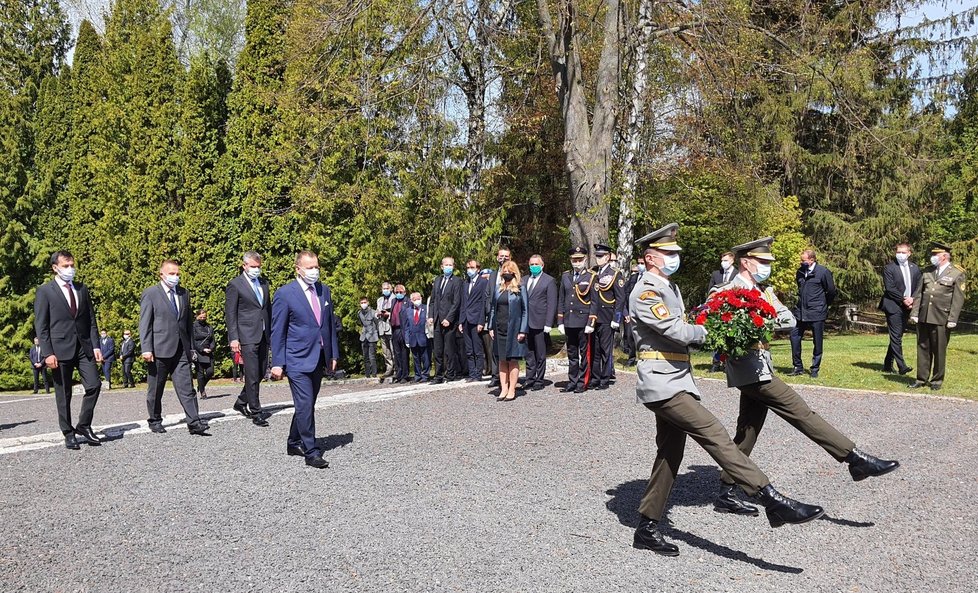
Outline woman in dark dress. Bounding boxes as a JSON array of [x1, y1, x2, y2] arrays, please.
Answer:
[[489, 260, 529, 401], [192, 309, 216, 399]]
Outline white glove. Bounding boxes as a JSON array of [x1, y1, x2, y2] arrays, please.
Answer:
[[584, 325, 594, 335], [543, 326, 552, 333], [610, 321, 620, 330], [910, 316, 918, 324], [557, 324, 565, 335], [947, 322, 957, 329]]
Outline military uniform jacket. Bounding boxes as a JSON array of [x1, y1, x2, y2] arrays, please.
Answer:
[[715, 274, 796, 388], [629, 271, 706, 403], [557, 269, 599, 329], [911, 264, 966, 326], [593, 264, 626, 324]]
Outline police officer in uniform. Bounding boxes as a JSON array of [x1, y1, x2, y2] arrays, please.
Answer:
[[557, 246, 598, 393], [910, 242, 966, 390], [590, 243, 625, 389], [709, 237, 900, 516], [630, 224, 824, 556]]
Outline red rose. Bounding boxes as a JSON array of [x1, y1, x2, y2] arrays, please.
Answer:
[[695, 312, 708, 325], [751, 313, 764, 327], [721, 312, 733, 323]]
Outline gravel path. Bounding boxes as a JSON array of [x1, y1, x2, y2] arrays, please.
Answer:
[[1, 372, 975, 592]]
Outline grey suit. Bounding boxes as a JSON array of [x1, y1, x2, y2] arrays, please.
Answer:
[[225, 273, 271, 412], [523, 272, 557, 385], [139, 282, 202, 429]]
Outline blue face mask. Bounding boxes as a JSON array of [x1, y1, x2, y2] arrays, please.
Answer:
[[660, 254, 681, 276], [382, 289, 391, 297], [443, 266, 454, 276], [394, 293, 405, 300], [466, 269, 477, 279]]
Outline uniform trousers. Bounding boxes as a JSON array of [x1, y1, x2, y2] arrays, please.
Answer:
[[916, 322, 951, 384], [593, 323, 614, 386], [564, 326, 591, 388]]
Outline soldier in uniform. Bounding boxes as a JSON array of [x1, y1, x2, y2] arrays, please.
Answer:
[[910, 242, 967, 390], [557, 246, 598, 393], [710, 237, 900, 517], [630, 223, 824, 556], [590, 243, 625, 390]]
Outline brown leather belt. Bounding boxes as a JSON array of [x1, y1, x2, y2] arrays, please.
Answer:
[[637, 350, 690, 362]]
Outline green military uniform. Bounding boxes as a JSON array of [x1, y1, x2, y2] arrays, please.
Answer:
[[911, 242, 967, 389], [630, 224, 769, 523]]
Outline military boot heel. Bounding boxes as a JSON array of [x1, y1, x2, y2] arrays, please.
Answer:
[[756, 485, 824, 528], [713, 484, 759, 516]]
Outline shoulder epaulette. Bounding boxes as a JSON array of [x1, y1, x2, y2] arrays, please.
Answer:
[[954, 264, 965, 272]]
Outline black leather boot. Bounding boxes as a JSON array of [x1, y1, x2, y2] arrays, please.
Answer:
[[845, 447, 900, 481], [713, 484, 759, 516], [632, 517, 679, 556], [755, 485, 824, 528]]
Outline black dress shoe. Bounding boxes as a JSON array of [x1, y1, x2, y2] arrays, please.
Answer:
[[713, 484, 759, 516], [232, 401, 253, 418], [560, 385, 577, 393], [632, 517, 679, 556], [846, 448, 900, 481], [64, 434, 81, 450], [430, 377, 444, 385], [787, 369, 806, 376], [909, 380, 927, 389], [149, 423, 167, 434], [930, 382, 942, 391], [287, 445, 306, 456], [188, 423, 209, 436], [75, 428, 101, 446], [755, 485, 824, 527], [530, 382, 545, 391], [574, 386, 587, 394], [305, 456, 330, 469], [898, 366, 913, 376], [252, 415, 269, 427], [809, 370, 819, 379]]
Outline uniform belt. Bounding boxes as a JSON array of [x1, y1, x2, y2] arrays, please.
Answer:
[[637, 350, 689, 362]]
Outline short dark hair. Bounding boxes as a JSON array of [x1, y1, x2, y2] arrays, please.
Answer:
[[160, 258, 180, 269], [50, 250, 74, 266]]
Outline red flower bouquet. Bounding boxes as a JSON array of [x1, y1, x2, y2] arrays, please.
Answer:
[[694, 288, 778, 358]]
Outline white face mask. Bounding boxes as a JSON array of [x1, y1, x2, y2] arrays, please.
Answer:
[[55, 266, 76, 283], [659, 254, 681, 276], [245, 266, 261, 280], [895, 253, 909, 264], [752, 263, 772, 283], [412, 300, 422, 307], [930, 255, 941, 267], [720, 260, 732, 271], [360, 303, 369, 310], [163, 274, 180, 288], [299, 268, 320, 284], [571, 260, 587, 271]]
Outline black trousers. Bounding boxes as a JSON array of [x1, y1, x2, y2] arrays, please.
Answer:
[[883, 309, 911, 371], [50, 346, 101, 435], [525, 328, 549, 384], [146, 343, 201, 428], [484, 331, 497, 376], [462, 322, 486, 379], [790, 320, 825, 372], [122, 357, 135, 386], [432, 324, 459, 380], [195, 358, 214, 394], [391, 327, 409, 380], [236, 338, 268, 412], [593, 323, 614, 386], [622, 318, 636, 359], [565, 327, 591, 388], [32, 365, 50, 393], [361, 340, 378, 376]]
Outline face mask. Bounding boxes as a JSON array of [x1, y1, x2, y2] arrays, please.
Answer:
[[571, 260, 586, 271], [528, 264, 542, 276], [501, 273, 515, 282], [395, 293, 405, 300], [720, 260, 732, 271], [360, 303, 369, 310], [895, 253, 909, 264], [443, 266, 454, 276], [752, 263, 772, 283], [497, 256, 509, 264], [245, 267, 261, 280], [659, 254, 681, 276], [163, 274, 180, 288], [930, 255, 940, 267], [101, 334, 107, 338], [412, 300, 422, 307], [466, 269, 477, 279], [596, 255, 609, 266], [55, 266, 76, 283], [300, 268, 320, 284], [382, 289, 391, 297], [123, 335, 130, 340]]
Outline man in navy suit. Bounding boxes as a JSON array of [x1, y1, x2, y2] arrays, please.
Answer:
[[29, 337, 50, 394], [430, 256, 463, 383], [98, 330, 115, 389], [270, 250, 339, 469], [523, 254, 557, 390], [402, 292, 430, 382], [33, 250, 104, 449], [460, 259, 489, 382], [878, 242, 922, 375], [788, 249, 837, 379]]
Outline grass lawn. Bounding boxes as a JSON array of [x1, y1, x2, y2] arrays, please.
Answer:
[[688, 332, 978, 401]]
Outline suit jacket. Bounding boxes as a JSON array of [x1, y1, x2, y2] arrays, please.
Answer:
[[358, 308, 380, 342], [793, 263, 837, 322], [270, 279, 339, 374], [707, 267, 737, 297], [430, 274, 463, 325], [460, 275, 490, 325], [375, 295, 395, 335], [911, 264, 967, 326], [401, 304, 428, 348], [34, 279, 100, 361], [119, 337, 136, 360], [99, 336, 116, 362], [139, 283, 193, 359], [29, 345, 44, 366], [225, 273, 271, 345], [522, 272, 557, 330], [878, 260, 922, 314]]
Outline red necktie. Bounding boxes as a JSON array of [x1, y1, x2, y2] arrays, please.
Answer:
[[65, 283, 77, 317], [414, 309, 420, 324]]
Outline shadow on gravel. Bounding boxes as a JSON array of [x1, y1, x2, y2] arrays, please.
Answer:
[[100, 422, 142, 441], [818, 514, 874, 528], [262, 403, 295, 415], [666, 528, 803, 573], [316, 432, 353, 451], [0, 419, 37, 431]]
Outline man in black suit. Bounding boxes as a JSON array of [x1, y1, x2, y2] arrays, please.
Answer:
[[225, 251, 272, 427], [430, 256, 463, 383], [789, 249, 837, 379], [33, 250, 103, 449], [139, 259, 209, 435], [99, 330, 115, 389], [460, 259, 490, 382], [523, 254, 557, 390], [29, 337, 50, 394], [119, 330, 136, 387], [878, 243, 922, 375], [707, 251, 737, 372]]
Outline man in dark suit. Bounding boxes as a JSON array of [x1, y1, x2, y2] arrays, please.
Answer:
[[460, 259, 489, 382], [788, 249, 837, 379], [139, 259, 209, 435], [707, 251, 737, 372], [29, 337, 50, 394], [270, 250, 339, 469], [523, 254, 557, 390], [430, 256, 463, 384], [33, 250, 103, 449], [878, 242, 921, 375], [557, 245, 599, 393], [119, 330, 136, 387], [389, 284, 410, 383], [225, 250, 272, 427], [402, 292, 430, 382], [99, 330, 115, 389], [590, 243, 625, 390]]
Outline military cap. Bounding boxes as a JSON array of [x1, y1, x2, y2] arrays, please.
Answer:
[[930, 241, 952, 255], [732, 237, 776, 261], [593, 243, 612, 256], [635, 223, 681, 252], [568, 245, 589, 257]]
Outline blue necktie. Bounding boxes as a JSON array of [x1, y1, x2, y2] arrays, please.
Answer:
[[252, 279, 263, 305], [169, 289, 179, 316]]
